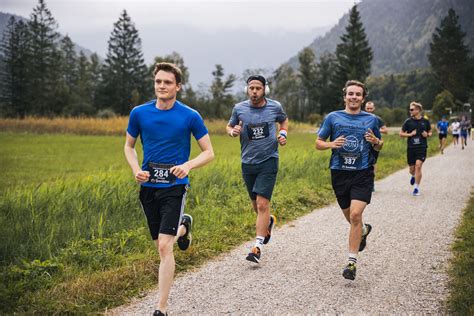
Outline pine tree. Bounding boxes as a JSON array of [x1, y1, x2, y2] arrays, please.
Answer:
[[27, 0, 61, 115], [0, 17, 30, 117], [316, 53, 337, 114], [333, 5, 373, 96], [210, 64, 236, 118], [272, 64, 300, 120], [428, 8, 471, 102], [89, 53, 102, 109], [298, 47, 318, 120], [101, 10, 148, 114]]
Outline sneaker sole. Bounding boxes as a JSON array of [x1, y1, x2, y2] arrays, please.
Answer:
[[263, 215, 276, 245], [245, 254, 260, 264], [177, 215, 193, 251], [342, 270, 356, 280]]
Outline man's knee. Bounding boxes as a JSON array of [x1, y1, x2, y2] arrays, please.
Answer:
[[157, 236, 174, 256], [349, 211, 363, 224], [256, 196, 270, 212]]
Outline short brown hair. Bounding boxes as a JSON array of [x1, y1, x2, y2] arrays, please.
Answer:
[[343, 80, 369, 98], [153, 62, 182, 84], [410, 101, 422, 111]]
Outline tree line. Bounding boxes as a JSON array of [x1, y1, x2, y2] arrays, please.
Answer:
[[1, 1, 472, 123]]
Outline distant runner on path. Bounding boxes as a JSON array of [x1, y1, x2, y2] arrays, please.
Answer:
[[316, 80, 383, 280], [436, 116, 449, 154], [399, 101, 432, 196]]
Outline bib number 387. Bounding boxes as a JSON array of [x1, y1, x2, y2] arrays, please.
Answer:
[[340, 153, 360, 170], [148, 163, 176, 184]]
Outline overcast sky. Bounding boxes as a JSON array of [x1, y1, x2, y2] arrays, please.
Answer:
[[2, 0, 355, 57]]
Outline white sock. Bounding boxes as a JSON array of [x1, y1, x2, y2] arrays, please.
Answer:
[[255, 236, 265, 249], [414, 183, 419, 189], [348, 253, 358, 264]]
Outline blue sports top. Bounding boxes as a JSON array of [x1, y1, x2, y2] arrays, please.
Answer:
[[318, 110, 381, 171], [437, 120, 449, 134], [127, 99, 208, 188], [228, 98, 287, 164]]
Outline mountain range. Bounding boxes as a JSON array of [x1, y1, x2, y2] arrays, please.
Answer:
[[288, 0, 474, 75]]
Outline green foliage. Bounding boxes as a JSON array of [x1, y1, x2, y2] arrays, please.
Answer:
[[333, 5, 373, 89], [432, 90, 455, 120], [429, 8, 471, 102], [446, 193, 474, 314], [100, 10, 149, 115], [298, 47, 318, 118]]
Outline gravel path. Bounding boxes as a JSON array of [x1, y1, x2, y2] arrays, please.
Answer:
[[110, 143, 473, 315]]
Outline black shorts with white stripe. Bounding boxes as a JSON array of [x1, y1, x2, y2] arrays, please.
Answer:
[[139, 184, 188, 239]]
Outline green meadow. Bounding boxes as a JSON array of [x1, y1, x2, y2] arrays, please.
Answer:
[[0, 131, 441, 313]]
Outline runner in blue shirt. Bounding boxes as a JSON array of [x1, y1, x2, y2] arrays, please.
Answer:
[[316, 80, 383, 281], [124, 62, 214, 316], [226, 75, 288, 264], [436, 116, 449, 154]]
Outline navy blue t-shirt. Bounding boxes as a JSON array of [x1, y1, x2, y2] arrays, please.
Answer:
[[127, 100, 208, 188], [318, 110, 381, 171]]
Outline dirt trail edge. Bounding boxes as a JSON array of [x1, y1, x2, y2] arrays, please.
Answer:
[[110, 143, 472, 314]]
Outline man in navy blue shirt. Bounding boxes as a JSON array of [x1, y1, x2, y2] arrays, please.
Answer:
[[124, 62, 214, 316], [316, 80, 383, 281], [400, 102, 431, 196], [227, 75, 288, 264]]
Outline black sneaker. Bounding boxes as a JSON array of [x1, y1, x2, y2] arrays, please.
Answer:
[[153, 310, 167, 316], [342, 263, 357, 280], [177, 214, 193, 251], [263, 214, 276, 244], [246, 246, 261, 264], [359, 223, 372, 252]]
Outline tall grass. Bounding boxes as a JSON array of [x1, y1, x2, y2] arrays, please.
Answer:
[[0, 117, 314, 136], [0, 132, 441, 313]]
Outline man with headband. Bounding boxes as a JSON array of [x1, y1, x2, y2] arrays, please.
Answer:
[[226, 75, 288, 264]]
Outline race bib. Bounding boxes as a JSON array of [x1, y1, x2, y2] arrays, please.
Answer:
[[340, 152, 361, 170], [412, 137, 420, 145], [148, 163, 176, 184], [247, 123, 269, 140]]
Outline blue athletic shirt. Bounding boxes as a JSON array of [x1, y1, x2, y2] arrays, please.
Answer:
[[437, 120, 449, 135], [228, 98, 287, 164], [127, 99, 208, 188], [318, 110, 381, 171]]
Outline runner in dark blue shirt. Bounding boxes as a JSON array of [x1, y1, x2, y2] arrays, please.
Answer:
[[125, 62, 214, 316], [400, 102, 432, 196], [316, 80, 383, 281]]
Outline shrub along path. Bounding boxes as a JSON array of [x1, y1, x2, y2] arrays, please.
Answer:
[[111, 143, 472, 314]]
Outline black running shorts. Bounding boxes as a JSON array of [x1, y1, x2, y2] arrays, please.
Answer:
[[241, 157, 278, 201], [139, 185, 188, 240], [407, 147, 427, 166], [438, 133, 447, 140], [331, 167, 374, 210]]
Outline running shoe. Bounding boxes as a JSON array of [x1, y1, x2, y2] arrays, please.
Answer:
[[410, 176, 415, 186], [153, 310, 167, 316], [263, 214, 276, 244], [412, 188, 420, 196], [246, 246, 261, 263], [177, 214, 193, 251], [342, 262, 357, 280], [359, 223, 372, 252]]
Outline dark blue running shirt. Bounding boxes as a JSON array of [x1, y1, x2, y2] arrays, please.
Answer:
[[318, 110, 381, 170]]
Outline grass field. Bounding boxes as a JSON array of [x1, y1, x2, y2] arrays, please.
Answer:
[[0, 130, 442, 313], [446, 192, 474, 314]]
